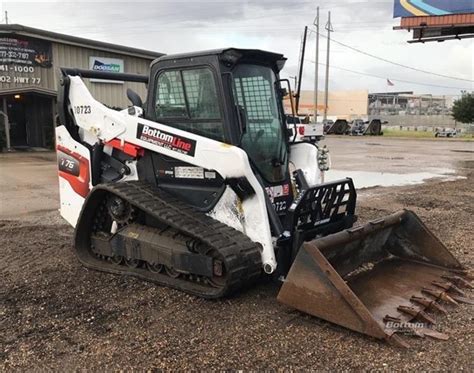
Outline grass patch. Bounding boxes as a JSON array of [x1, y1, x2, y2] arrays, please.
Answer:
[[383, 128, 474, 140], [383, 129, 434, 138]]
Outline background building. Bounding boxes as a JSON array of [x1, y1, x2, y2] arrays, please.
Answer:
[[284, 89, 369, 120], [285, 89, 464, 128], [368, 92, 456, 116], [0, 24, 163, 149]]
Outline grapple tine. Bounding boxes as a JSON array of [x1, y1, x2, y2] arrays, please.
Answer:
[[441, 275, 474, 289], [410, 296, 448, 315], [422, 288, 459, 306], [432, 281, 466, 296], [397, 305, 436, 325]]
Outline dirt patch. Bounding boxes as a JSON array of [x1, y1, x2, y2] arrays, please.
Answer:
[[1, 178, 473, 370]]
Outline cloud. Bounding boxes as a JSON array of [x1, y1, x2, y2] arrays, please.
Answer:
[[2, 0, 473, 95]]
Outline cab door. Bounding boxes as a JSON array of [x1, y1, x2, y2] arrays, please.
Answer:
[[140, 63, 228, 211]]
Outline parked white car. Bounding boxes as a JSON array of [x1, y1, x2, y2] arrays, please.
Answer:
[[435, 128, 459, 138]]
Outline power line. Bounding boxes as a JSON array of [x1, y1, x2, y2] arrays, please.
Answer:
[[305, 59, 472, 91], [308, 29, 474, 83]]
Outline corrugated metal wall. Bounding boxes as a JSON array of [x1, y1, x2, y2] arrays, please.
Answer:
[[0, 37, 154, 108], [52, 43, 152, 107], [0, 54, 55, 92]]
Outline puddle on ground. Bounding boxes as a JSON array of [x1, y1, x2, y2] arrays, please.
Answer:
[[325, 168, 465, 189]]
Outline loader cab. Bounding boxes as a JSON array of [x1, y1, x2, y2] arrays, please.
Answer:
[[145, 48, 290, 186]]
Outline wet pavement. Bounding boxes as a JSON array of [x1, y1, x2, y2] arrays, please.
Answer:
[[322, 136, 473, 174], [0, 152, 59, 219], [326, 168, 465, 189]]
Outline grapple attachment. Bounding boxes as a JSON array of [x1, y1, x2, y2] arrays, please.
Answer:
[[278, 210, 472, 346]]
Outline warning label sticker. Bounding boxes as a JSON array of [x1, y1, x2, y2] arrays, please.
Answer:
[[174, 166, 204, 179]]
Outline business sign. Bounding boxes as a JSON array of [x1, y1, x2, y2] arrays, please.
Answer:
[[394, 0, 474, 18], [0, 36, 52, 67], [88, 56, 124, 84], [0, 36, 51, 86]]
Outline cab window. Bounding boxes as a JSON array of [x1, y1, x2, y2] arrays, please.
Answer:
[[154, 68, 224, 141]]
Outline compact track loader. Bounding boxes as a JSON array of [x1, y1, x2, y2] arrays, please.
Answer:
[[56, 48, 471, 346]]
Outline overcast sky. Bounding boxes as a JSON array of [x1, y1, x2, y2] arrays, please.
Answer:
[[2, 0, 473, 96]]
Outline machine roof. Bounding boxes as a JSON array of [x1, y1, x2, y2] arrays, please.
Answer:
[[151, 48, 287, 71]]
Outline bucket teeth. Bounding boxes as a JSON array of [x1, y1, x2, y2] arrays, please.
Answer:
[[410, 296, 448, 315], [457, 270, 474, 281], [432, 281, 466, 296], [384, 315, 425, 339], [418, 327, 450, 341], [397, 305, 436, 325], [441, 275, 474, 289], [422, 288, 459, 306], [388, 334, 411, 349], [384, 315, 402, 324], [449, 295, 474, 305], [407, 326, 425, 338]]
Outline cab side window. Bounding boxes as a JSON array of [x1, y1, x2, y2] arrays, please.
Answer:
[[155, 70, 187, 118], [154, 68, 224, 141]]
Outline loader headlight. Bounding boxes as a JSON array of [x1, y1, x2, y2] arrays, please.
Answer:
[[317, 145, 330, 172]]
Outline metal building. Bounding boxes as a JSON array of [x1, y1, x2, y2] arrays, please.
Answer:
[[0, 24, 163, 150]]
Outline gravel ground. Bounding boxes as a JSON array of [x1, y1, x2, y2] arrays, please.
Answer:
[[0, 159, 473, 370]]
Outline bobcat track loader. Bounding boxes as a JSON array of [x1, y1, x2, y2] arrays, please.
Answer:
[[56, 48, 471, 347]]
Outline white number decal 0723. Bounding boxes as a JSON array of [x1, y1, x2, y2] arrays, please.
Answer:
[[74, 105, 92, 114], [273, 201, 287, 213]]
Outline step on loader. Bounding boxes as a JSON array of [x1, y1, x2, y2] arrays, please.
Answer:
[[56, 48, 471, 347]]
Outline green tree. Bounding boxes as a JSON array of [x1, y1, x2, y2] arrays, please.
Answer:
[[452, 93, 474, 124]]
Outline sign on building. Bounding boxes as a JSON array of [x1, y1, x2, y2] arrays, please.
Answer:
[[0, 36, 52, 85], [89, 56, 124, 84], [0, 36, 52, 67], [394, 0, 474, 18]]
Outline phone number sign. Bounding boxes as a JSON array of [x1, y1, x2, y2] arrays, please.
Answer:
[[0, 36, 51, 85], [0, 36, 52, 67]]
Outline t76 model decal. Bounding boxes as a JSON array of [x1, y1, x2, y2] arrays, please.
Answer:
[[137, 123, 196, 156]]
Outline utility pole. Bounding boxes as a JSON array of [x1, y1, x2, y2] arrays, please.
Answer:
[[295, 26, 307, 114], [4, 11, 8, 24], [290, 76, 297, 89], [323, 11, 333, 121], [313, 6, 319, 123]]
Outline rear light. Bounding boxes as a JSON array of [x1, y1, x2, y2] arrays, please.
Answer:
[[298, 126, 305, 136]]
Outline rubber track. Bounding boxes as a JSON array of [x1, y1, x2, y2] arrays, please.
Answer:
[[74, 181, 263, 298]]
